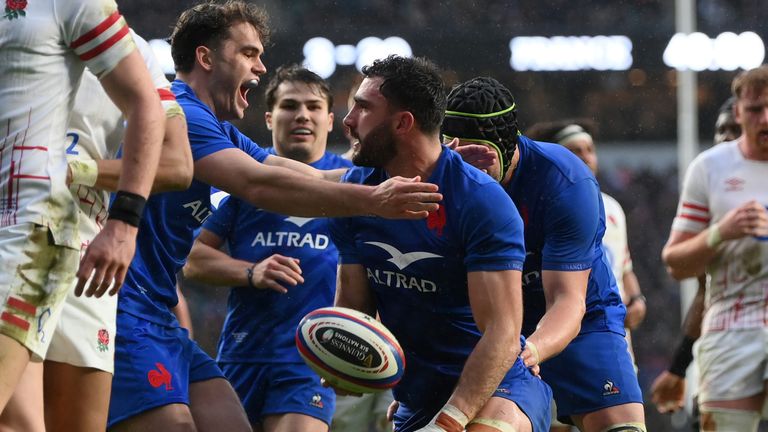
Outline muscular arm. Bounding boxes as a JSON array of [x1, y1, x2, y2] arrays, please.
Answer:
[[523, 269, 587, 366], [663, 200, 768, 279], [92, 115, 193, 193], [184, 229, 302, 293], [446, 270, 523, 420], [99, 49, 164, 198], [195, 149, 439, 219], [75, 49, 165, 297], [661, 230, 717, 280], [263, 154, 347, 182]]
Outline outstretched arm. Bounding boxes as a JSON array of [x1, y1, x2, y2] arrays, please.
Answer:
[[195, 149, 441, 219]]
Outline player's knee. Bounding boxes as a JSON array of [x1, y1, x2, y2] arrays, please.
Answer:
[[699, 407, 760, 432], [466, 417, 517, 432], [599, 422, 646, 432]]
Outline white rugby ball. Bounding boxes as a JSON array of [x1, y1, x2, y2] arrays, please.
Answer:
[[295, 306, 405, 394]]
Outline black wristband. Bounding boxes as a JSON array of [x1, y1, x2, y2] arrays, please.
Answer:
[[108, 191, 147, 227], [668, 335, 696, 377], [245, 263, 257, 289]]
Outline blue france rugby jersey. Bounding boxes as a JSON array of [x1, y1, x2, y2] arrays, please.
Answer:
[[204, 148, 352, 363], [118, 80, 269, 326], [506, 136, 625, 336], [329, 146, 526, 408]]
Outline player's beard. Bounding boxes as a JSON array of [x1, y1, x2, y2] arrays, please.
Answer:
[[352, 123, 397, 168]]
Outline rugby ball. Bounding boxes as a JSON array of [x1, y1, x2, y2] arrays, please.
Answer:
[[295, 306, 405, 394]]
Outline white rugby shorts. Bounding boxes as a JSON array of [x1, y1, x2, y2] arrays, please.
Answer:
[[0, 223, 78, 360], [695, 327, 768, 403]]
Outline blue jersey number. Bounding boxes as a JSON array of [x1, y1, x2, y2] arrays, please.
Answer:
[[66, 132, 79, 155]]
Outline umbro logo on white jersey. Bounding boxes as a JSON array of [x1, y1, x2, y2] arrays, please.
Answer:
[[284, 216, 316, 227], [365, 242, 442, 270]]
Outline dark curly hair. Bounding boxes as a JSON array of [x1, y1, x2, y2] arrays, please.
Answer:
[[171, 0, 271, 73], [442, 77, 519, 180], [361, 55, 447, 134]]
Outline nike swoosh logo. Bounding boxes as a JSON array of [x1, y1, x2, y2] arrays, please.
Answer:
[[365, 241, 442, 270]]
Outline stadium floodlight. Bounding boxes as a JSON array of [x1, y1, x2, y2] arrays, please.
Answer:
[[509, 35, 633, 71], [663, 31, 765, 71], [303, 37, 337, 79]]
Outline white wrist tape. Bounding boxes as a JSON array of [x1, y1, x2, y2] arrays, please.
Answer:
[[706, 224, 722, 248], [69, 159, 98, 187], [432, 403, 469, 432], [526, 340, 540, 365]]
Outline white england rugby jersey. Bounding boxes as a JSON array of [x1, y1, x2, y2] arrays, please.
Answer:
[[672, 140, 768, 333], [67, 31, 179, 247], [0, 0, 134, 248], [601, 192, 633, 301]]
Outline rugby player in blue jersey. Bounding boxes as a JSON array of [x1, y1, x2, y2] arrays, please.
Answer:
[[442, 77, 645, 432], [329, 55, 552, 432], [183, 65, 351, 432], [107, 2, 442, 431]]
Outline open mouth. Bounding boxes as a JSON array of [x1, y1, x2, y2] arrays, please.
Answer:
[[290, 127, 313, 137], [238, 79, 260, 104]]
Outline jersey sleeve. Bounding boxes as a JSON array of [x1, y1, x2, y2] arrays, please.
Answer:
[[202, 196, 237, 239], [59, 0, 135, 78], [225, 123, 270, 162], [541, 178, 600, 271], [462, 182, 526, 272], [671, 154, 710, 234], [131, 31, 182, 118]]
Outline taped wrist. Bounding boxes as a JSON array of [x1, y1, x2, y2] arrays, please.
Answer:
[[69, 159, 98, 187], [108, 191, 147, 227], [525, 340, 540, 366], [706, 224, 722, 248], [433, 404, 469, 432], [668, 335, 695, 377]]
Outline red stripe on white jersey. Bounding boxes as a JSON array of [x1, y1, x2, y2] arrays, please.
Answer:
[[78, 24, 130, 62], [682, 202, 708, 212], [70, 11, 122, 49], [158, 88, 176, 101], [680, 214, 710, 224], [7, 297, 36, 315], [1, 312, 30, 331]]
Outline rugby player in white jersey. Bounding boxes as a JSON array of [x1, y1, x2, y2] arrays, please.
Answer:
[[662, 65, 768, 432], [0, 0, 163, 423], [0, 30, 192, 431]]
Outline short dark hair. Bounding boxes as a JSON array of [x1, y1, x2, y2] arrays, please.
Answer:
[[361, 55, 446, 134], [170, 0, 270, 73], [264, 64, 333, 111], [732, 65, 768, 99]]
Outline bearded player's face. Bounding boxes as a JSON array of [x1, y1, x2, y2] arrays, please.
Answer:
[[343, 77, 397, 168]]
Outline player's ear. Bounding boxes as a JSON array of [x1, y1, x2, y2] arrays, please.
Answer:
[[265, 111, 273, 130], [394, 111, 414, 134], [196, 46, 214, 71], [327, 112, 334, 133]]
